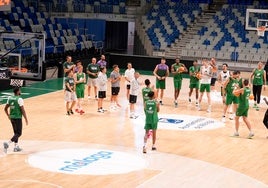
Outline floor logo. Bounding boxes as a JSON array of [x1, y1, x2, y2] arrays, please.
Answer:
[[158, 114, 224, 130], [27, 149, 147, 175]]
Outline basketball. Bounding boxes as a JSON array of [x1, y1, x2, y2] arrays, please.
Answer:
[[249, 94, 254, 100], [233, 89, 240, 97], [178, 66, 185, 72], [196, 73, 202, 79]]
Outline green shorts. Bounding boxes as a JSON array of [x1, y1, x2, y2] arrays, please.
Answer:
[[189, 83, 199, 89], [236, 106, 249, 117], [76, 88, 85, 98], [156, 79, 166, 89], [200, 84, 210, 92], [225, 93, 239, 105], [144, 123, 158, 130], [174, 80, 182, 90]]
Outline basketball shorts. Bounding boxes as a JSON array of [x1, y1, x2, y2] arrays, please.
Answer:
[[210, 78, 217, 86], [98, 91, 106, 98], [87, 78, 97, 87], [144, 123, 158, 130], [76, 88, 85, 99], [200, 84, 210, 92], [189, 83, 199, 89], [126, 84, 130, 90], [173, 80, 182, 90], [65, 91, 77, 102], [225, 93, 239, 105], [236, 106, 249, 117], [129, 94, 137, 104], [111, 87, 120, 95], [156, 79, 165, 89]]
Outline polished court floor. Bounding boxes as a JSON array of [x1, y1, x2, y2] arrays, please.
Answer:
[[0, 73, 268, 188]]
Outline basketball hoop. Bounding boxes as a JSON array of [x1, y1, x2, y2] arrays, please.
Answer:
[[10, 79, 24, 87], [257, 26, 266, 37]]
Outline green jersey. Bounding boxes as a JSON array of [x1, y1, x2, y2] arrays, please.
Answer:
[[65, 77, 75, 92], [87, 63, 100, 79], [76, 72, 85, 90], [253, 69, 264, 85], [238, 87, 251, 108], [226, 77, 239, 95], [7, 95, 23, 119], [63, 61, 74, 77], [145, 99, 158, 125], [189, 66, 200, 84], [172, 63, 184, 81], [142, 87, 152, 103]]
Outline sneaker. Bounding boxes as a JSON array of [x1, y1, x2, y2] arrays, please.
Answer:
[[75, 109, 80, 113], [3, 142, 9, 153], [229, 114, 234, 120], [143, 146, 147, 154], [174, 101, 178, 108], [253, 103, 257, 108], [88, 96, 91, 99], [232, 132, 239, 137], [66, 111, 70, 115], [188, 98, 191, 103], [195, 102, 199, 107], [13, 146, 22, 152], [256, 107, 259, 111], [159, 101, 163, 105], [248, 133, 254, 139], [222, 116, 226, 123], [80, 110, 85, 114], [97, 109, 104, 113], [207, 107, 211, 113], [70, 110, 74, 114], [130, 114, 138, 119], [152, 147, 157, 151]]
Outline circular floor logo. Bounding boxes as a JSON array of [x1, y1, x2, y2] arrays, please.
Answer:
[[158, 114, 224, 130], [27, 149, 147, 175]]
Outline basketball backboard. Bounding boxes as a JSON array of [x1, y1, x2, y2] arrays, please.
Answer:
[[246, 8, 268, 31]]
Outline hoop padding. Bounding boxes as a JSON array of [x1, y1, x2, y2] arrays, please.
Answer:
[[10, 79, 24, 87], [257, 26, 266, 37]]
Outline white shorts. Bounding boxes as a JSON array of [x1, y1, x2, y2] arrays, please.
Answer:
[[65, 91, 77, 102], [87, 78, 97, 87]]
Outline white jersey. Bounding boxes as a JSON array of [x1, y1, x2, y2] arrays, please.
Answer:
[[97, 72, 107, 91], [200, 65, 212, 84], [124, 68, 135, 85], [219, 70, 230, 84], [130, 78, 140, 96]]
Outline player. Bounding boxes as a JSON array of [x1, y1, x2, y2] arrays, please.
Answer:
[[197, 59, 212, 112], [218, 63, 231, 104], [124, 62, 135, 100], [250, 61, 266, 111], [143, 91, 160, 154], [3, 87, 29, 153], [97, 54, 107, 68], [153, 57, 169, 105], [87, 57, 100, 100], [65, 70, 77, 115], [210, 57, 218, 92], [188, 60, 200, 106], [263, 97, 268, 139], [221, 71, 239, 123], [142, 79, 154, 105], [74, 64, 86, 114], [171, 58, 187, 107], [63, 55, 75, 89], [129, 72, 140, 118], [232, 79, 254, 138], [97, 67, 108, 113], [110, 64, 121, 110]]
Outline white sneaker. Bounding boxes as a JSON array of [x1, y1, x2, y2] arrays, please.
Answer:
[[97, 109, 104, 113], [232, 132, 239, 137], [195, 102, 199, 107], [248, 133, 254, 139], [222, 116, 226, 123], [229, 113, 235, 120], [87, 96, 91, 99], [197, 105, 201, 111], [207, 107, 211, 113]]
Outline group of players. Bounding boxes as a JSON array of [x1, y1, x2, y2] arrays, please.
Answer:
[[153, 57, 268, 138]]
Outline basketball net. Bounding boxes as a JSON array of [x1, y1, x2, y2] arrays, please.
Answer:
[[257, 26, 266, 37]]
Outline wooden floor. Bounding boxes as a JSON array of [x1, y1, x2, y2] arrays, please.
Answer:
[[0, 73, 268, 188]]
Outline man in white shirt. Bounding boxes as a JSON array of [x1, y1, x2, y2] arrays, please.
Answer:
[[129, 72, 140, 118], [124, 62, 135, 100]]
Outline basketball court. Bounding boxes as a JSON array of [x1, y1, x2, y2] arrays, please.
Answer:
[[0, 72, 268, 188]]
